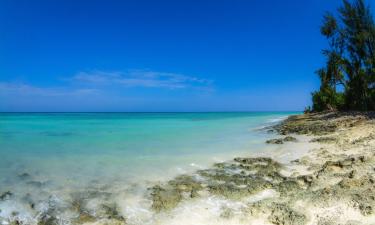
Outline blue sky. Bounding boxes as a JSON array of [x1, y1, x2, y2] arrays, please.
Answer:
[[0, 0, 363, 112]]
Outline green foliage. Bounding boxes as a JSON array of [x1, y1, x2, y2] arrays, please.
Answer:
[[304, 106, 312, 114], [321, 13, 338, 38], [312, 0, 375, 112], [312, 88, 345, 111]]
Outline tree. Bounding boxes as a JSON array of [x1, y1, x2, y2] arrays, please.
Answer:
[[312, 0, 375, 111], [339, 0, 375, 110]]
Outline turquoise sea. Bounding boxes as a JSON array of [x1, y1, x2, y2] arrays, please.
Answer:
[[0, 112, 296, 224]]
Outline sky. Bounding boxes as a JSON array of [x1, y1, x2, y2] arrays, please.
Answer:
[[0, 0, 365, 112]]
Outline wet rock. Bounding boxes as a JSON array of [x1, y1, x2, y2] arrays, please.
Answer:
[[350, 134, 375, 144], [9, 220, 22, 225], [212, 162, 240, 171], [308, 187, 341, 204], [317, 156, 367, 177], [18, 172, 31, 180], [351, 188, 375, 216], [37, 195, 71, 225], [208, 173, 272, 199], [346, 170, 356, 179], [245, 176, 273, 192], [22, 193, 36, 209], [317, 161, 348, 177], [267, 129, 275, 133], [71, 199, 126, 224], [149, 174, 204, 212], [150, 185, 182, 212], [265, 135, 296, 144], [235, 157, 283, 180], [168, 175, 203, 197], [70, 198, 96, 224], [234, 157, 282, 169], [310, 136, 337, 143], [199, 170, 243, 185], [275, 179, 302, 196], [74, 212, 96, 224], [273, 113, 338, 135], [268, 203, 306, 225], [37, 214, 59, 225], [283, 136, 297, 142], [100, 204, 126, 222], [0, 191, 13, 200], [208, 183, 250, 199], [296, 175, 314, 187], [338, 176, 375, 189], [333, 175, 375, 216], [266, 138, 284, 144], [190, 188, 200, 198], [71, 189, 112, 206], [213, 162, 227, 169], [220, 207, 234, 218], [99, 219, 126, 225]]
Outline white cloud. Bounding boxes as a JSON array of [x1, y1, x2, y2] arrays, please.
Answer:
[[72, 70, 213, 89], [0, 82, 98, 97], [0, 69, 213, 108]]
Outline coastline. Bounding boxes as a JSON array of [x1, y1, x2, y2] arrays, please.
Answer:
[[147, 111, 375, 225], [1, 112, 375, 224]]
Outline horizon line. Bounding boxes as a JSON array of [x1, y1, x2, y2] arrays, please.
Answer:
[[0, 110, 301, 113]]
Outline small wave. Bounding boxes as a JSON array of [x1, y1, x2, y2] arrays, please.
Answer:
[[252, 116, 288, 132], [266, 116, 288, 124]]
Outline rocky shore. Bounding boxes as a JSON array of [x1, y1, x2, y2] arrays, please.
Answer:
[[2, 111, 375, 225], [149, 111, 375, 224]]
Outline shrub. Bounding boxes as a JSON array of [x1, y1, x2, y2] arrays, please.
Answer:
[[312, 88, 345, 111]]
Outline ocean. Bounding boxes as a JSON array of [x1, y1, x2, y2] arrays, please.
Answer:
[[0, 112, 296, 224]]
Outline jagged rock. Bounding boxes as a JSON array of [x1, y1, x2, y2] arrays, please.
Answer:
[[37, 214, 59, 225], [275, 179, 302, 196], [283, 136, 297, 142], [265, 136, 296, 144], [149, 175, 203, 212], [296, 175, 314, 186], [273, 113, 338, 135], [21, 193, 36, 209], [150, 185, 182, 212], [310, 136, 337, 143], [266, 138, 284, 144], [351, 190, 375, 216], [74, 212, 96, 224], [168, 175, 203, 197], [0, 191, 13, 200], [9, 220, 22, 225], [208, 183, 251, 199], [18, 172, 31, 180], [220, 207, 234, 218], [268, 203, 306, 225], [235, 157, 283, 179], [99, 204, 126, 222], [317, 155, 367, 177], [234, 157, 282, 169]]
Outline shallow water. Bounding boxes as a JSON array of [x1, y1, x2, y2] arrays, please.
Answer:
[[0, 112, 296, 224]]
